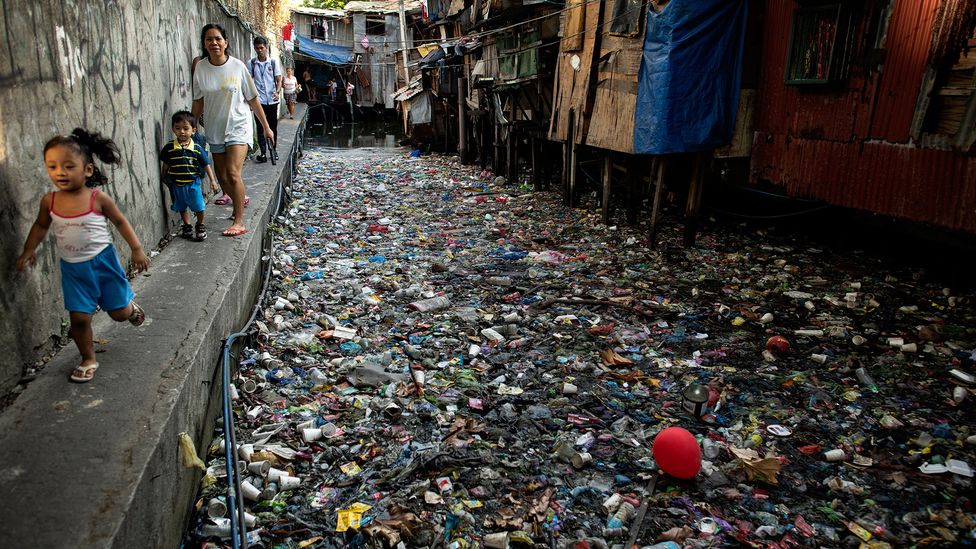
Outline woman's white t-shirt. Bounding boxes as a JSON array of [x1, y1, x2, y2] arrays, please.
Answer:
[[283, 76, 298, 93], [193, 57, 258, 146]]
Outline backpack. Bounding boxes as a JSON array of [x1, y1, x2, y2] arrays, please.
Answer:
[[250, 57, 279, 80]]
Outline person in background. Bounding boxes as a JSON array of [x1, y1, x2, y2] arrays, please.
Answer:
[[192, 23, 274, 237], [248, 36, 282, 164], [17, 128, 149, 383], [328, 78, 337, 101], [303, 67, 317, 101], [282, 67, 300, 119]]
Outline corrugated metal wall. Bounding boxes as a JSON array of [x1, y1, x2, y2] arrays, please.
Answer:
[[751, 0, 976, 233]]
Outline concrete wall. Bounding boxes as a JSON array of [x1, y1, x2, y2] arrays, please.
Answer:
[[0, 1, 265, 396]]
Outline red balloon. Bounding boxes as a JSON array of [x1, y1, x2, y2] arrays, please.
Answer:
[[652, 427, 702, 479], [766, 335, 790, 355]]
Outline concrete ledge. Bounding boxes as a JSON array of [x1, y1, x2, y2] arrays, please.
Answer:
[[0, 105, 307, 548]]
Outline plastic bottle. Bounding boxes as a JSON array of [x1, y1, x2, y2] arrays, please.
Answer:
[[855, 367, 879, 392], [854, 518, 898, 542], [407, 295, 450, 312], [607, 501, 636, 529]]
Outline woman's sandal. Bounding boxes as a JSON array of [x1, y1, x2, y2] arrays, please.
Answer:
[[70, 363, 99, 383], [195, 222, 207, 241], [214, 195, 231, 205], [128, 302, 145, 327], [222, 227, 247, 237]]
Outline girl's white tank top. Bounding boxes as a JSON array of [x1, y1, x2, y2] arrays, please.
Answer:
[[49, 190, 112, 263]]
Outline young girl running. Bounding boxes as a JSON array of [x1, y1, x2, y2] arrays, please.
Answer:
[[17, 128, 150, 382]]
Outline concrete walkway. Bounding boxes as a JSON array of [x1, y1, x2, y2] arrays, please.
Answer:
[[0, 104, 307, 548]]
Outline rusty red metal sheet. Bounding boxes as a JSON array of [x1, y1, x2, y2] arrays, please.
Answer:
[[752, 137, 976, 232], [751, 0, 976, 232]]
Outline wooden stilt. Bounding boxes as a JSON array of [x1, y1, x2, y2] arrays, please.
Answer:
[[568, 136, 579, 207], [683, 152, 708, 247], [601, 153, 613, 224], [625, 155, 640, 225], [458, 76, 468, 163], [532, 137, 542, 191], [648, 157, 665, 247]]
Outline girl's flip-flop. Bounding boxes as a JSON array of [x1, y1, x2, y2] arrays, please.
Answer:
[[222, 227, 247, 237], [70, 363, 99, 383]]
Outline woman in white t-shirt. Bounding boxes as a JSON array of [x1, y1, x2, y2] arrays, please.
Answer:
[[191, 23, 274, 237], [282, 68, 299, 119]]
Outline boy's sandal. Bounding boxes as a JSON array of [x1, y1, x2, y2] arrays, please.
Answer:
[[214, 195, 231, 205], [70, 363, 99, 383], [195, 222, 207, 241], [222, 227, 247, 237], [180, 223, 193, 239], [128, 302, 146, 327]]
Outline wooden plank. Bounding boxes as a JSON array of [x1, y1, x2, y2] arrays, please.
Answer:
[[586, 87, 638, 153], [714, 89, 757, 158]]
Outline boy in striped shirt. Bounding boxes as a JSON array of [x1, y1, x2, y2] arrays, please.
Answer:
[[160, 111, 219, 241]]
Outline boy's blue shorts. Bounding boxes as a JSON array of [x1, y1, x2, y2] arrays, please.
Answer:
[[168, 178, 206, 214], [61, 246, 135, 315]]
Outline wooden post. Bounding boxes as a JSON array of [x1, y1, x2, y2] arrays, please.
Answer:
[[458, 76, 468, 163], [507, 96, 516, 183], [648, 157, 664, 247], [398, 0, 411, 85], [625, 155, 640, 225], [532, 136, 542, 191], [601, 153, 613, 224], [493, 117, 501, 176], [683, 152, 708, 247]]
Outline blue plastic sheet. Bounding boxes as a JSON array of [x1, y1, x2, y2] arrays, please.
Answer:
[[295, 33, 353, 66], [633, 0, 748, 154]]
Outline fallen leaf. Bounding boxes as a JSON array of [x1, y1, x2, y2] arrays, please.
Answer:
[[599, 349, 634, 366], [730, 447, 782, 485]]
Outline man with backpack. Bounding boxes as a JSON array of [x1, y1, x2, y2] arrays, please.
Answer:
[[249, 36, 282, 163]]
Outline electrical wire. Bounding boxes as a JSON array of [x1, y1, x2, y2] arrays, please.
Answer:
[[295, 0, 604, 48], [295, 0, 645, 70]]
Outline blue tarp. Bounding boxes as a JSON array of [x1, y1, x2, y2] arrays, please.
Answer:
[[633, 0, 748, 155], [296, 33, 353, 66]]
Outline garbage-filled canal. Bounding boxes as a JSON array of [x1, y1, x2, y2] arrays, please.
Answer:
[[184, 140, 976, 548]]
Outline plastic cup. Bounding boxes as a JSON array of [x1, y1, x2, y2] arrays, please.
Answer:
[[824, 449, 847, 461], [206, 497, 227, 518], [241, 481, 261, 501], [571, 452, 592, 468], [280, 475, 301, 489], [268, 467, 290, 483], [247, 460, 271, 476], [303, 428, 323, 442], [238, 444, 254, 462]]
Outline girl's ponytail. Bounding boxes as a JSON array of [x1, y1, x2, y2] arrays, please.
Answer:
[[69, 128, 120, 165], [67, 128, 120, 187]]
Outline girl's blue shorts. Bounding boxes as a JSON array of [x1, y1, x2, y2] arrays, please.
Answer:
[[60, 246, 134, 315]]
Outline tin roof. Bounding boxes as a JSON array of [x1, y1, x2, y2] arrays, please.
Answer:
[[289, 6, 346, 17], [344, 0, 423, 14]]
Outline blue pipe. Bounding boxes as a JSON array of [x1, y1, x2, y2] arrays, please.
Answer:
[[218, 109, 304, 549]]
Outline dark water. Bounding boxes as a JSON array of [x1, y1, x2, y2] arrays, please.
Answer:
[[304, 113, 404, 150]]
